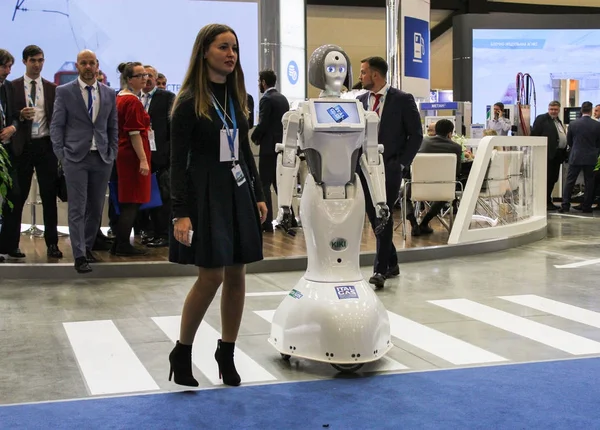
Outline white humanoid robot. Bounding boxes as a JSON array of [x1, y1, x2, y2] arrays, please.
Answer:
[[268, 45, 393, 373]]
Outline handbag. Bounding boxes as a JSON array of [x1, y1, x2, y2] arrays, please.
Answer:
[[56, 163, 68, 202], [108, 173, 163, 215]]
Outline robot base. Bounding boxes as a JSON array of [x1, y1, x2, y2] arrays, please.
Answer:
[[268, 278, 393, 373]]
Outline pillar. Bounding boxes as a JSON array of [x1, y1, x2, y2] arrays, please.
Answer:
[[258, 0, 307, 105], [385, 0, 431, 99]]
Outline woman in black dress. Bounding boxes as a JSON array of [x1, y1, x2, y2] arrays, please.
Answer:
[[168, 24, 267, 387]]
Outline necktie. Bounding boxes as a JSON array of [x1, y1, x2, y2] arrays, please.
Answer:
[[372, 93, 383, 116], [86, 86, 93, 119], [30, 80, 37, 106]]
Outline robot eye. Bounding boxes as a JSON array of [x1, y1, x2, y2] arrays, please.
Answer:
[[327, 66, 335, 73], [339, 66, 345, 73]]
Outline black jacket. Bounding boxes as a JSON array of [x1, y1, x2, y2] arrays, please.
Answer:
[[566, 115, 600, 166], [251, 89, 289, 156], [358, 87, 423, 167], [531, 113, 565, 160]]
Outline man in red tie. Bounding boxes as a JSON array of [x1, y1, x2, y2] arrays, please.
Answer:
[[357, 56, 423, 289]]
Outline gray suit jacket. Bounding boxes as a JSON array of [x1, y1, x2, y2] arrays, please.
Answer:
[[566, 115, 600, 166], [50, 79, 118, 164]]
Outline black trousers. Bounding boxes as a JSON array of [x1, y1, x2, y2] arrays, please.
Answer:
[[0, 138, 58, 250], [562, 164, 595, 210], [359, 159, 402, 275], [259, 154, 277, 227], [547, 149, 567, 204]]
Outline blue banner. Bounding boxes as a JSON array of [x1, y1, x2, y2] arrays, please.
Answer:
[[404, 16, 429, 80], [473, 39, 546, 49], [420, 102, 458, 110]]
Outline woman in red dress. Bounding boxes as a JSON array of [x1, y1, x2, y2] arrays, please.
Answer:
[[112, 61, 151, 256]]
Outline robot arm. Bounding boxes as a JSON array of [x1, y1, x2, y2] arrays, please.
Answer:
[[276, 110, 301, 235], [359, 111, 390, 234]]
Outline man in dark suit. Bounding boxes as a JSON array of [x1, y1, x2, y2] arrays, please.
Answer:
[[251, 70, 290, 232], [138, 65, 175, 247], [0, 49, 20, 263], [357, 56, 423, 289], [414, 119, 462, 234], [50, 49, 118, 273], [531, 100, 568, 210], [11, 45, 63, 259], [559, 101, 600, 213]]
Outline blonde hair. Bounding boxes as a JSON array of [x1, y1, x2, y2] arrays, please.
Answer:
[[172, 24, 247, 120]]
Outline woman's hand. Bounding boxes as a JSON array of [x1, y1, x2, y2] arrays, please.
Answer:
[[139, 159, 150, 176], [174, 217, 193, 247], [257, 202, 268, 223]]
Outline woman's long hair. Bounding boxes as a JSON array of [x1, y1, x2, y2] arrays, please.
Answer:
[[172, 24, 248, 120]]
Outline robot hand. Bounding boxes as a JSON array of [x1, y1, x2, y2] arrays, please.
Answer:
[[374, 203, 390, 236], [278, 206, 297, 237]]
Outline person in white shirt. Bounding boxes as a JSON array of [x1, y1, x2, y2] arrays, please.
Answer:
[[487, 102, 512, 136]]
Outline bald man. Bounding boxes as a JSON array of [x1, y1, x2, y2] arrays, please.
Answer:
[[50, 50, 118, 273]]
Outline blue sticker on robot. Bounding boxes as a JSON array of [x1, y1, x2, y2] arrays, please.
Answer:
[[335, 286, 358, 300], [289, 289, 303, 299], [404, 16, 430, 80], [287, 61, 299, 85], [327, 105, 349, 123]]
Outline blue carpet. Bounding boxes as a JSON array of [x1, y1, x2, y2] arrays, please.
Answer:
[[2, 358, 600, 429]]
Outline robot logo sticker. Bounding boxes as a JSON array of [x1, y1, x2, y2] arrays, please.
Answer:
[[335, 286, 359, 300], [330, 237, 347, 251], [289, 289, 303, 299], [326, 105, 349, 123], [287, 61, 299, 85]]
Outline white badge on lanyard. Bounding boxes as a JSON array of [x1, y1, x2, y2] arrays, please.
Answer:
[[212, 91, 245, 186], [219, 129, 238, 162], [148, 129, 156, 151]]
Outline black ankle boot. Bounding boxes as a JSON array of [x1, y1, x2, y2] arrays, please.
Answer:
[[214, 339, 241, 386], [168, 341, 199, 387]]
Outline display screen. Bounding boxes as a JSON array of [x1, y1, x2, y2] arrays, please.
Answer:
[[564, 107, 582, 125], [472, 29, 600, 124], [314, 101, 361, 125], [0, 0, 259, 104]]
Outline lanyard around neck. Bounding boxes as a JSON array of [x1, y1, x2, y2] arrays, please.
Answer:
[[211, 88, 238, 161]]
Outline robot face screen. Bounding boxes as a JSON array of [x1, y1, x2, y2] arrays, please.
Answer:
[[323, 51, 347, 93]]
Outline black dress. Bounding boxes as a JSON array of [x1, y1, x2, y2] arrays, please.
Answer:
[[169, 82, 265, 268]]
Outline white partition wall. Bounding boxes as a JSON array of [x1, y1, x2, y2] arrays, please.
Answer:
[[448, 136, 548, 244]]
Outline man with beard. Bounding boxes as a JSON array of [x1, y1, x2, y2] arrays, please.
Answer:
[[357, 56, 423, 289]]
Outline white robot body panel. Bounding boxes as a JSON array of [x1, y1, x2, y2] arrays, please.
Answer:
[[301, 174, 363, 282], [301, 99, 365, 189], [269, 44, 392, 372], [269, 279, 393, 365]]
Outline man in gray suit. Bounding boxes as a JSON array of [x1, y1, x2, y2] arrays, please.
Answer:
[[559, 101, 600, 213], [50, 50, 118, 273]]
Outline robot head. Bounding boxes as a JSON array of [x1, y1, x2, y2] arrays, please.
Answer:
[[308, 44, 352, 97]]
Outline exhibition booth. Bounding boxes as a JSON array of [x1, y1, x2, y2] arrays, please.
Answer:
[[11, 2, 599, 279]]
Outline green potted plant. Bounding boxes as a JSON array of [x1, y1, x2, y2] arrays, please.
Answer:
[[0, 144, 13, 214]]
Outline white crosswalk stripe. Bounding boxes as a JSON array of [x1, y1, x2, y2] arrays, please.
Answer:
[[430, 298, 600, 355], [386, 311, 507, 365], [499, 295, 600, 329], [152, 316, 277, 385], [63, 320, 159, 395], [60, 295, 600, 399], [253, 310, 410, 371]]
